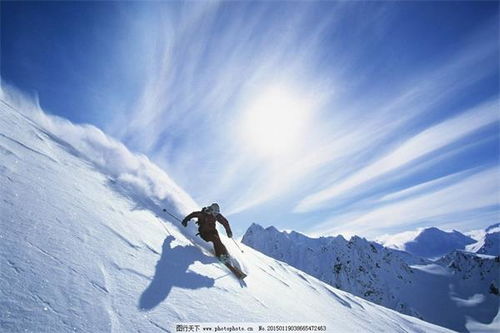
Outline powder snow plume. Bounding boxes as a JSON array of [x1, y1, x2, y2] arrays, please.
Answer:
[[0, 81, 197, 216]]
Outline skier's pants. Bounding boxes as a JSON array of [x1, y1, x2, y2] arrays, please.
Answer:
[[199, 230, 228, 257]]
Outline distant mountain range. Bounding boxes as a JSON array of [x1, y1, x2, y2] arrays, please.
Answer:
[[242, 223, 500, 332], [388, 227, 476, 259], [377, 226, 500, 258]]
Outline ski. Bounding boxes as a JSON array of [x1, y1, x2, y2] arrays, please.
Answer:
[[184, 236, 247, 279], [222, 261, 247, 280], [217, 255, 247, 279]]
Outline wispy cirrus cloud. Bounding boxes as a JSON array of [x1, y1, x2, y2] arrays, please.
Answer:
[[228, 22, 498, 217], [295, 99, 499, 213], [316, 166, 499, 237]]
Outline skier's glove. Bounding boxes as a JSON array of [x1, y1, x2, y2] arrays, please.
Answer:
[[182, 218, 188, 227], [227, 231, 233, 238]]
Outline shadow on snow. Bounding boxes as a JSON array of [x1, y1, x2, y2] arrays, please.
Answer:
[[139, 235, 216, 310]]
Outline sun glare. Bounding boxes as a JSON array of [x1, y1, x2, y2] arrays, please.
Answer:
[[240, 85, 314, 157]]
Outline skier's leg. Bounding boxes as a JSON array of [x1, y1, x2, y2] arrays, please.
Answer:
[[209, 233, 229, 257], [200, 230, 229, 257]]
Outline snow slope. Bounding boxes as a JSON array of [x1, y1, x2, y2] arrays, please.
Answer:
[[242, 224, 500, 332], [0, 93, 452, 332]]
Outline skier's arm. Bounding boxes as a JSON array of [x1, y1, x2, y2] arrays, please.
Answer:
[[216, 214, 233, 238], [182, 211, 202, 226]]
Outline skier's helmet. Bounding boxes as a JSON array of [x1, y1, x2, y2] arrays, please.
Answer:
[[207, 203, 220, 216]]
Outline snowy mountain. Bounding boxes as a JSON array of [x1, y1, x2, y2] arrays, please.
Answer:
[[0, 90, 453, 332], [477, 232, 500, 256], [467, 224, 500, 256], [380, 227, 477, 259], [242, 224, 500, 332], [380, 224, 500, 258]]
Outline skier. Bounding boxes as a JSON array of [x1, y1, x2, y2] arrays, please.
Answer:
[[182, 203, 233, 263]]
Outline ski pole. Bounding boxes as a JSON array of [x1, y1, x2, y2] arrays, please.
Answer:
[[154, 212, 173, 236], [232, 238, 244, 253], [158, 218, 172, 236], [162, 208, 182, 223]]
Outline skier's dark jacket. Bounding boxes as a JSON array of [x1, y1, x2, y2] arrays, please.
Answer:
[[183, 211, 233, 239]]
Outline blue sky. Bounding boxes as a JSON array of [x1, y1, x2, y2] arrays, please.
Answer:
[[2, 1, 499, 238]]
